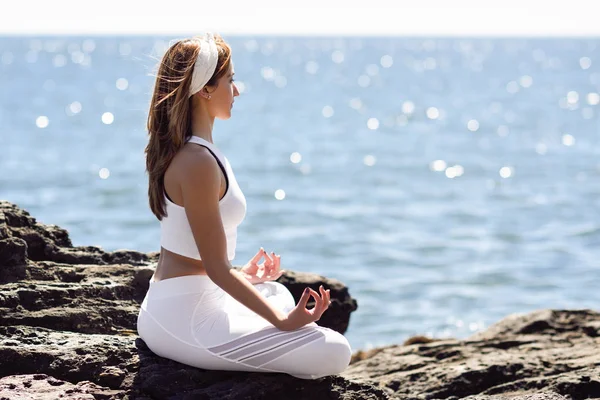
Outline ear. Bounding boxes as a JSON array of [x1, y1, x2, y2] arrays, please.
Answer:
[[200, 87, 212, 100]]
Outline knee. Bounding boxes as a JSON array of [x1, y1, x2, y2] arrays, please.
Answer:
[[254, 281, 286, 294], [263, 328, 352, 380], [328, 334, 353, 374], [310, 330, 352, 377], [263, 280, 289, 294]]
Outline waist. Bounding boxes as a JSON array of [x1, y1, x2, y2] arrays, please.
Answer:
[[148, 274, 221, 299]]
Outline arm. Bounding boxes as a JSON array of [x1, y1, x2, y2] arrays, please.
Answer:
[[179, 149, 287, 328]]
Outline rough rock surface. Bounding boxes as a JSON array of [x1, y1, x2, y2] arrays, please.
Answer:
[[0, 200, 599, 400]]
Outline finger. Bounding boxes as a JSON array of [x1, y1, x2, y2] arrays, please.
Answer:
[[319, 286, 328, 310], [265, 269, 284, 281], [267, 252, 277, 274], [322, 286, 330, 302], [250, 248, 265, 265], [273, 253, 280, 270], [298, 287, 312, 308], [307, 288, 322, 310], [263, 251, 273, 267]]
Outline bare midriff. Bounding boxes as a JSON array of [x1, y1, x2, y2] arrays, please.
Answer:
[[152, 247, 208, 282]]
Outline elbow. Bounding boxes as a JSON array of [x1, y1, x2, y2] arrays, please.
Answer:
[[203, 260, 233, 283]]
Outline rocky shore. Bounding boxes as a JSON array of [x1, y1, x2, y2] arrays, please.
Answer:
[[0, 200, 598, 399]]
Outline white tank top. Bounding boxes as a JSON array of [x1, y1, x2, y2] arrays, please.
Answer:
[[159, 135, 247, 260]]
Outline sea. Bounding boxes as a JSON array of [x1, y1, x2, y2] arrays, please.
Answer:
[[1, 35, 599, 351]]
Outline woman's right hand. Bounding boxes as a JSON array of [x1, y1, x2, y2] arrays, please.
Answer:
[[276, 285, 331, 331]]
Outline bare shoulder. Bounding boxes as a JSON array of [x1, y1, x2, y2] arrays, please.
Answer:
[[170, 143, 220, 185]]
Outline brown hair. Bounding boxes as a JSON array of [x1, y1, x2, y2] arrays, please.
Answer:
[[145, 34, 232, 220]]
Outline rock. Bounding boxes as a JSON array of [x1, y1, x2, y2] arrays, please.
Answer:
[[0, 200, 599, 400], [343, 309, 600, 400], [0, 374, 120, 399]]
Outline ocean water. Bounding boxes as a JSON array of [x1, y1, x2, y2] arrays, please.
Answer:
[[1, 35, 599, 351]]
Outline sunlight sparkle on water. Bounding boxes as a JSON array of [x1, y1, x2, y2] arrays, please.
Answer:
[[116, 78, 129, 91], [380, 55, 393, 68], [519, 75, 533, 88], [367, 118, 379, 130], [445, 167, 458, 179], [567, 91, 579, 105], [36, 116, 49, 128], [363, 155, 376, 166], [586, 92, 600, 105], [71, 51, 85, 64], [53, 54, 67, 68], [467, 119, 480, 132], [261, 67, 275, 81], [536, 143, 548, 155], [274, 189, 286, 200], [499, 166, 513, 178], [580, 57, 592, 70], [430, 160, 447, 172], [562, 134, 575, 146], [290, 152, 302, 164], [299, 165, 311, 175], [305, 61, 318, 74], [82, 39, 96, 53], [446, 165, 464, 178], [322, 106, 334, 118], [426, 107, 440, 120], [506, 81, 519, 94], [274, 76, 287, 88], [349, 98, 362, 110], [497, 125, 509, 137], [358, 75, 370, 87], [99, 168, 110, 179], [102, 112, 114, 125], [402, 101, 415, 115], [244, 40, 258, 52], [331, 50, 344, 64], [366, 64, 379, 76], [66, 101, 82, 116]]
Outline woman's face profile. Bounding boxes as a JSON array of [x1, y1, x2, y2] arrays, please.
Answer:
[[206, 64, 240, 120]]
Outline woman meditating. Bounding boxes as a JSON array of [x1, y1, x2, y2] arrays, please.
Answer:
[[136, 32, 352, 379]]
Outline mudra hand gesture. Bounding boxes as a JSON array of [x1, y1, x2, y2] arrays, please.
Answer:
[[240, 247, 285, 284]]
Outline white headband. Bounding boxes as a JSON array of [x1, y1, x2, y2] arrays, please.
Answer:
[[189, 33, 219, 98]]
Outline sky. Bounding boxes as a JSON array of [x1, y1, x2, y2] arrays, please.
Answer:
[[1, 0, 599, 36]]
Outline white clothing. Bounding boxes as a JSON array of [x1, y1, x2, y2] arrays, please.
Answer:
[[137, 275, 353, 379], [159, 136, 246, 260]]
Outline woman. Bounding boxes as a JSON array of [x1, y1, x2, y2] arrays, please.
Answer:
[[137, 32, 352, 380]]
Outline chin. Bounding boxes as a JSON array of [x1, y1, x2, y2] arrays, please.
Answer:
[[217, 111, 232, 120]]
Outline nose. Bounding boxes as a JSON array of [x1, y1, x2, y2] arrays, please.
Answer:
[[233, 83, 240, 97]]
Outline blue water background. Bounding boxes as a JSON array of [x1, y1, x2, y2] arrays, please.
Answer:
[[1, 36, 599, 351]]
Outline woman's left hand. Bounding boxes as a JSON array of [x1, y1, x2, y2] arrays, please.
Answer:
[[240, 248, 285, 284]]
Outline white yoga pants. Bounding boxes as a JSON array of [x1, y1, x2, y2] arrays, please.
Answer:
[[137, 274, 352, 379]]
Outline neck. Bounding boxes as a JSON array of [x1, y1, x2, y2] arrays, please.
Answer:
[[190, 101, 214, 143]]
